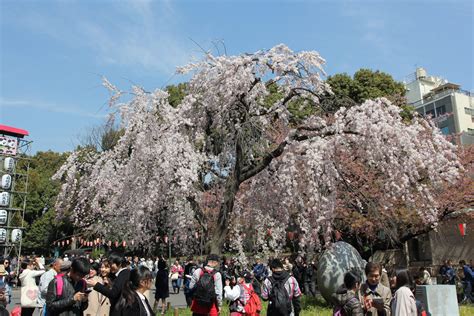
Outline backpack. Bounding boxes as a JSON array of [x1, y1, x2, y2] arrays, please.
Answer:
[[333, 297, 358, 316], [193, 269, 217, 308], [254, 264, 267, 281], [268, 275, 292, 316], [242, 283, 262, 316]]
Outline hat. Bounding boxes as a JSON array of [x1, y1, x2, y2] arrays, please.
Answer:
[[206, 254, 220, 263], [140, 258, 145, 262], [0, 265, 7, 276], [60, 261, 72, 272]]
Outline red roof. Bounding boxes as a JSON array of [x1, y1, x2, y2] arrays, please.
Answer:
[[0, 124, 29, 138]]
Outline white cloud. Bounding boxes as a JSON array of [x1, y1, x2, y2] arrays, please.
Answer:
[[6, 0, 192, 75], [0, 97, 107, 119]]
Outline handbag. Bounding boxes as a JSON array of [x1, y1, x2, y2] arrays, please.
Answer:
[[170, 273, 179, 281], [21, 285, 41, 308]]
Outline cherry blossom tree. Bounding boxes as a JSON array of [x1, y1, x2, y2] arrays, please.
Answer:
[[54, 44, 461, 256]]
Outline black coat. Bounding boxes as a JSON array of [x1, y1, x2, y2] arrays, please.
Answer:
[[46, 275, 88, 316], [94, 268, 130, 316], [119, 292, 153, 316], [155, 269, 169, 299]]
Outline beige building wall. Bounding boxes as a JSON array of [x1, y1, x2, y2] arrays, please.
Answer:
[[453, 92, 474, 134]]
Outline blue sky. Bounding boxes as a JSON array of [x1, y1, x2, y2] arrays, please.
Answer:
[[1, 0, 473, 153]]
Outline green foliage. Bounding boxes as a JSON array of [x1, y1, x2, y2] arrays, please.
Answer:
[[263, 82, 317, 124], [166, 83, 188, 108], [100, 128, 124, 152], [90, 247, 106, 260], [325, 69, 408, 113], [160, 295, 333, 316], [19, 151, 73, 253]]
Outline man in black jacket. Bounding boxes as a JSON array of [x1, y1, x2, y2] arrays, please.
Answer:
[[46, 258, 90, 316], [262, 259, 302, 316], [87, 253, 130, 316]]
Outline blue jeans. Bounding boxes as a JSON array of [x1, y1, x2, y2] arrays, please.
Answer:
[[464, 281, 473, 303], [172, 278, 182, 292]]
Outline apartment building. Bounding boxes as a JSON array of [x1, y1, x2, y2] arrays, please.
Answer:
[[405, 68, 474, 145]]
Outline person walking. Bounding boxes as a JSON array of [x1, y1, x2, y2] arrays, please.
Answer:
[[302, 259, 316, 297], [115, 266, 154, 316], [153, 259, 169, 315], [262, 258, 302, 316], [390, 269, 417, 316], [189, 254, 223, 316], [46, 258, 90, 316], [419, 267, 432, 285], [0, 265, 10, 309], [224, 270, 261, 316], [87, 253, 130, 316], [99, 261, 112, 289], [460, 260, 474, 303], [170, 259, 184, 294], [332, 271, 364, 316], [84, 262, 111, 316], [39, 258, 63, 315], [359, 262, 392, 316], [19, 257, 45, 316], [184, 256, 198, 307]]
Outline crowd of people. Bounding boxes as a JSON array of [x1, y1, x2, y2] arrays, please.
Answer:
[[0, 253, 470, 316]]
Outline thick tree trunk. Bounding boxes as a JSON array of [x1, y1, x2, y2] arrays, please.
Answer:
[[209, 135, 243, 255], [209, 177, 240, 254]]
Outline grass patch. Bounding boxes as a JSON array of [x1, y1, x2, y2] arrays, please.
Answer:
[[158, 295, 474, 316]]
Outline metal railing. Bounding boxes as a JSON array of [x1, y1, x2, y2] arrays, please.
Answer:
[[409, 88, 474, 107]]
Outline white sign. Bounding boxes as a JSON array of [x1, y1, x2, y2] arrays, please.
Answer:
[[0, 229, 6, 243], [0, 136, 17, 156]]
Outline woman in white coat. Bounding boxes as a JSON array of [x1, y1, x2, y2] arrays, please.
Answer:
[[390, 269, 417, 316], [19, 257, 45, 316]]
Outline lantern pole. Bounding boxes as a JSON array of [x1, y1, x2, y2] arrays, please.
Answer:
[[168, 230, 172, 268]]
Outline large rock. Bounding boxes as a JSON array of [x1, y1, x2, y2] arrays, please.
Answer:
[[316, 241, 367, 303]]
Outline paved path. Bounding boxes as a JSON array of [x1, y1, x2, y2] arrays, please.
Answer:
[[6, 281, 187, 315]]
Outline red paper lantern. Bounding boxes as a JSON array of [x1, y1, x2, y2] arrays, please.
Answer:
[[66, 240, 70, 245], [459, 223, 466, 236], [122, 240, 126, 247], [164, 236, 168, 243], [287, 231, 294, 241]]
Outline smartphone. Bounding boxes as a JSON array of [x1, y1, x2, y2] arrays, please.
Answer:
[[84, 288, 93, 294], [372, 297, 384, 305]]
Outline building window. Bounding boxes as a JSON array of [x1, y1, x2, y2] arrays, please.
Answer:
[[465, 107, 474, 116], [436, 105, 446, 115], [426, 109, 435, 118], [440, 127, 450, 135]]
